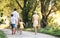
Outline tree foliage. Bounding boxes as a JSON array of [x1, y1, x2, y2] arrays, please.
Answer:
[[39, 0, 57, 27], [0, 0, 60, 28]]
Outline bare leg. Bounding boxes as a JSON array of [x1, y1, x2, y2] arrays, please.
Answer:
[[20, 29, 22, 35], [12, 28, 13, 34], [12, 28, 15, 35], [13, 28, 16, 34], [34, 27, 37, 35]]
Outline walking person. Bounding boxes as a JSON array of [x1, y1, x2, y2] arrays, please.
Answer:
[[32, 11, 40, 35], [11, 8, 20, 32], [10, 14, 17, 35], [19, 19, 24, 35]]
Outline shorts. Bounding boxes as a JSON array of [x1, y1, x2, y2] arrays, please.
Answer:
[[11, 24, 15, 28]]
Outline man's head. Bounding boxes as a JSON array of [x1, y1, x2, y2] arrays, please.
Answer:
[[14, 8, 17, 11]]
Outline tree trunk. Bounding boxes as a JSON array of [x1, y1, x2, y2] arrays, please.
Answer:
[[41, 14, 47, 28], [40, 0, 48, 28], [40, 0, 50, 28]]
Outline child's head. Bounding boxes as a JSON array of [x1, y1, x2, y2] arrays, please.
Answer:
[[11, 14, 13, 17], [20, 19, 23, 22]]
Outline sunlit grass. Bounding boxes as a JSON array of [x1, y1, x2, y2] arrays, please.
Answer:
[[0, 24, 9, 29], [24, 27, 60, 37]]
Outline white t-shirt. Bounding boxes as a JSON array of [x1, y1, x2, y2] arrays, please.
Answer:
[[11, 11, 19, 21], [10, 16, 16, 24]]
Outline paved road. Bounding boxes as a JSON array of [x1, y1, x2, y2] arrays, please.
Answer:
[[0, 29, 58, 38]]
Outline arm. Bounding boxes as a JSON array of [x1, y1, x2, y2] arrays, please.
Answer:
[[38, 16, 40, 25], [9, 18, 11, 24], [38, 16, 41, 28], [32, 16, 34, 23]]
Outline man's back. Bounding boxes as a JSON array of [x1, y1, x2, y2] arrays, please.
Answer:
[[12, 11, 19, 19], [12, 11, 19, 21]]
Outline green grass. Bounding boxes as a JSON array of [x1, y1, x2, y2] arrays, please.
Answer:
[[24, 27, 60, 37], [0, 30, 7, 38], [37, 28, 60, 37]]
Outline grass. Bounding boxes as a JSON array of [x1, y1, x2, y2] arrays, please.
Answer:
[[24, 27, 60, 37], [0, 30, 7, 38], [37, 28, 60, 37]]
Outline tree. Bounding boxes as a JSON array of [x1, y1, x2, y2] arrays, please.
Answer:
[[15, 0, 38, 24], [12, 0, 56, 28], [0, 0, 58, 28], [40, 0, 56, 28], [55, 0, 60, 10]]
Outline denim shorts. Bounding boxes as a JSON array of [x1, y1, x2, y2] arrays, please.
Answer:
[[11, 24, 15, 28]]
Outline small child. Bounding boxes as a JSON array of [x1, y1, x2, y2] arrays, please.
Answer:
[[10, 14, 16, 35], [19, 19, 24, 35]]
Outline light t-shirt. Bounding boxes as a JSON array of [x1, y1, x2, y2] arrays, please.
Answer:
[[10, 17, 16, 24], [11, 11, 19, 21]]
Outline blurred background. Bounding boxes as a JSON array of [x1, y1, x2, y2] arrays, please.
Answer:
[[0, 0, 60, 37]]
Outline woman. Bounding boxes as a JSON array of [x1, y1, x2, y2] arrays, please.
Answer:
[[32, 11, 40, 35]]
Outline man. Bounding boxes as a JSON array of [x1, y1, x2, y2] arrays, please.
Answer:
[[32, 11, 40, 35], [11, 8, 19, 32]]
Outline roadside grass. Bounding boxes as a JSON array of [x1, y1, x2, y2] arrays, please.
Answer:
[[24, 27, 60, 37], [6, 24, 60, 37], [0, 30, 7, 38]]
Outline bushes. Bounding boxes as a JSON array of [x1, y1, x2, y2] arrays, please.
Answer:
[[25, 26, 60, 37], [27, 21, 33, 28], [37, 26, 60, 37], [24, 21, 33, 28]]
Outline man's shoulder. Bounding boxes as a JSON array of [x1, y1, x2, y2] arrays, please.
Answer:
[[12, 11, 18, 14]]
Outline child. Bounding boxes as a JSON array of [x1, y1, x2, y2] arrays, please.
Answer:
[[10, 14, 16, 35], [19, 19, 24, 35]]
